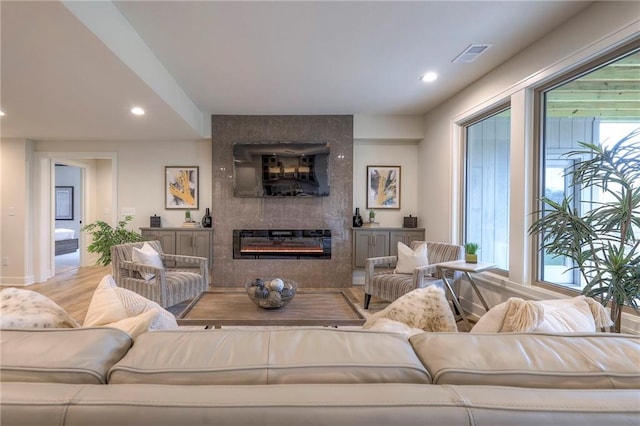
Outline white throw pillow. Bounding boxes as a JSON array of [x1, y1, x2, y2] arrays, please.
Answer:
[[84, 275, 178, 336], [468, 300, 509, 333], [471, 296, 612, 333], [363, 286, 457, 333], [132, 242, 164, 281], [394, 242, 428, 274], [0, 288, 80, 329], [105, 308, 160, 339], [534, 297, 598, 333], [362, 318, 425, 338]]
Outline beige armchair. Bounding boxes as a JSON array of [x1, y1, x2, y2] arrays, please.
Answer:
[[110, 241, 209, 308], [364, 241, 464, 309]]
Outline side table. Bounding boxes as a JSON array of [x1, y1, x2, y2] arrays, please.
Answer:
[[436, 260, 497, 328]]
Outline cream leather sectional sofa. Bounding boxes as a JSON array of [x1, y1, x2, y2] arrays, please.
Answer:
[[1, 327, 639, 425]]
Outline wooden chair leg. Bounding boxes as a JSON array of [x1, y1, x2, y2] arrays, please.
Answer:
[[364, 293, 371, 309]]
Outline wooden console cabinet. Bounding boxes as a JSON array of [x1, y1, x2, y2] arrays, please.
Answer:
[[352, 227, 425, 268], [140, 227, 213, 270]]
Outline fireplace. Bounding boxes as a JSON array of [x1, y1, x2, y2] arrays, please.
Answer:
[[233, 229, 331, 259]]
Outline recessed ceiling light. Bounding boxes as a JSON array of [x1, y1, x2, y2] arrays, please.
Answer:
[[0, 110, 5, 116], [420, 72, 438, 83], [131, 106, 145, 116]]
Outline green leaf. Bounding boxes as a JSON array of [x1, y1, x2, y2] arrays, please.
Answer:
[[81, 215, 142, 266], [528, 128, 640, 332]]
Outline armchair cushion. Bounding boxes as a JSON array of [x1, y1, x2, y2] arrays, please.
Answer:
[[132, 242, 164, 281], [395, 242, 428, 274]]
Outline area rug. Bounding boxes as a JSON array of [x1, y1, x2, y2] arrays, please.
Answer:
[[167, 299, 192, 317]]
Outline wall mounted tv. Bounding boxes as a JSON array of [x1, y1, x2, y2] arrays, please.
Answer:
[[233, 142, 330, 197]]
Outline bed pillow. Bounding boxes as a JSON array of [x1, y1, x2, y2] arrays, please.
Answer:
[[395, 242, 428, 274], [84, 275, 177, 336], [132, 242, 164, 281], [0, 288, 80, 329]]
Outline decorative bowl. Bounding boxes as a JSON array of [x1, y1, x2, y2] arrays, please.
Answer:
[[245, 278, 297, 309]]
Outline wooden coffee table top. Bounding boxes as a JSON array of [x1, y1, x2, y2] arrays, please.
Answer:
[[177, 290, 367, 328]]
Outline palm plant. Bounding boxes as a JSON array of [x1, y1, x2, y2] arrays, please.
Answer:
[[529, 129, 640, 332], [82, 215, 143, 266]]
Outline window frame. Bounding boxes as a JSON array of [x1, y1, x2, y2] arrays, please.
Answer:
[[532, 40, 640, 295], [460, 102, 511, 276]]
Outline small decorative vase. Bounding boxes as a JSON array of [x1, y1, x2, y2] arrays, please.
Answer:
[[201, 208, 212, 228], [353, 208, 363, 227], [466, 253, 478, 264]]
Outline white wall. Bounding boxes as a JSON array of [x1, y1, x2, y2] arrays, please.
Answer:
[[354, 115, 424, 140], [353, 139, 420, 228], [0, 139, 34, 284], [418, 1, 640, 333], [353, 115, 424, 228], [96, 159, 113, 223], [1, 138, 210, 284], [35, 140, 212, 232]]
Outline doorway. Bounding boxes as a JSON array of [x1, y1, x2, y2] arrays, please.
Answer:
[[54, 164, 82, 273], [33, 152, 116, 283]]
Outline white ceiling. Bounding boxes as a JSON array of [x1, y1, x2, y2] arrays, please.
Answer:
[[0, 0, 593, 141]]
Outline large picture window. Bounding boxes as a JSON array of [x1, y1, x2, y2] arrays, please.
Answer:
[[538, 48, 640, 291], [464, 108, 511, 271]]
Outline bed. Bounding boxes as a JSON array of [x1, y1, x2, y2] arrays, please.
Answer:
[[55, 228, 78, 255]]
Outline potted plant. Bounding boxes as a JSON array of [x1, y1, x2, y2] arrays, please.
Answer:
[[81, 215, 143, 266], [464, 243, 479, 264], [369, 210, 376, 223], [528, 129, 640, 332]]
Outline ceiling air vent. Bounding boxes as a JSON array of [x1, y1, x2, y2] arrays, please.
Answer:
[[452, 44, 492, 63]]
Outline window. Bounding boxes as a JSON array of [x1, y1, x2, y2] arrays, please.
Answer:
[[538, 48, 640, 291], [464, 108, 511, 271]]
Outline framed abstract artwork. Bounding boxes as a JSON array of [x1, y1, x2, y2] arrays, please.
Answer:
[[366, 165, 401, 209], [165, 166, 199, 209], [55, 186, 74, 220]]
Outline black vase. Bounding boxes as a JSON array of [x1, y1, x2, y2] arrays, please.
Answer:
[[201, 208, 212, 228], [353, 208, 364, 228]]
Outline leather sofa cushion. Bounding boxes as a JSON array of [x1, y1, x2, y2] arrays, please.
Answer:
[[0, 328, 132, 384], [108, 328, 431, 385], [410, 332, 640, 389], [2, 382, 639, 426]]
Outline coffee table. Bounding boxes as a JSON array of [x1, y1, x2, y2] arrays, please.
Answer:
[[177, 290, 367, 328]]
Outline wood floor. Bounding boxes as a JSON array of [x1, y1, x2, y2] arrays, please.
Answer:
[[18, 266, 384, 324], [18, 265, 111, 323]]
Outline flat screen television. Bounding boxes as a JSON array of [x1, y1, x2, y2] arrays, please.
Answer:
[[233, 142, 330, 197]]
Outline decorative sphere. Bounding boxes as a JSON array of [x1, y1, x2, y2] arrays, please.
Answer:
[[253, 286, 269, 299], [269, 278, 285, 292], [246, 278, 297, 309]]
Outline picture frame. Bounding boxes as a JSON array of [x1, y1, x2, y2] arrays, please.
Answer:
[[165, 166, 199, 209], [55, 186, 74, 220], [366, 165, 401, 209]]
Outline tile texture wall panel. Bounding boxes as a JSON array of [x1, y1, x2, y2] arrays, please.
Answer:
[[211, 115, 353, 288]]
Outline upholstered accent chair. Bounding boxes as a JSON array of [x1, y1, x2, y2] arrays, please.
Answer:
[[110, 241, 209, 308], [364, 241, 464, 309]]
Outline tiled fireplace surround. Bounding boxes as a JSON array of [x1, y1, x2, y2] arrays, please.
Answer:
[[211, 115, 354, 288]]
